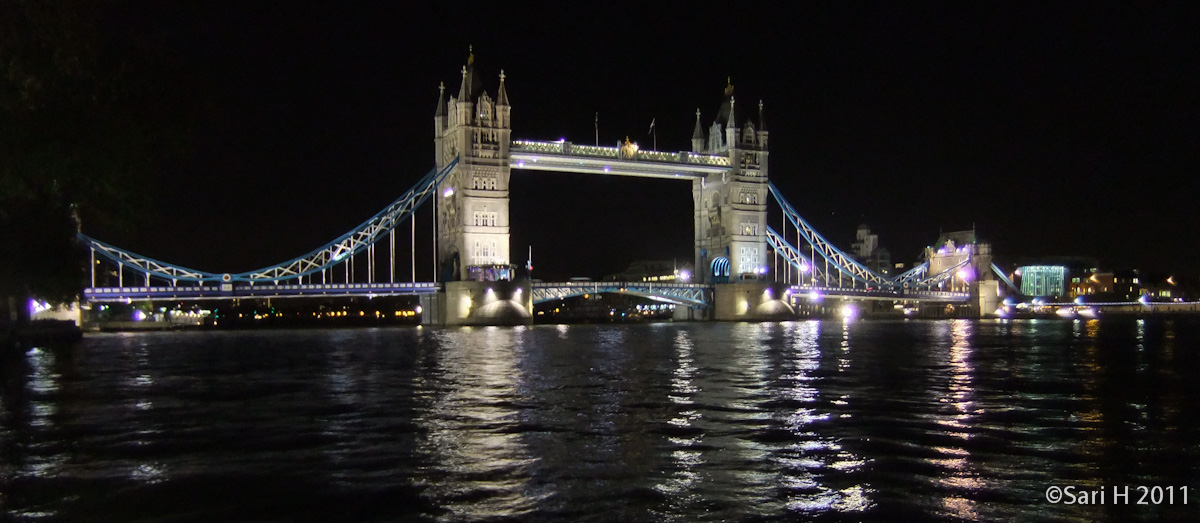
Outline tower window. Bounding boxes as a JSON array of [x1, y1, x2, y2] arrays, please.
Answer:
[[472, 211, 498, 227]]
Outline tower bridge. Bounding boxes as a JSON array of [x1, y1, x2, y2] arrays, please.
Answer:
[[77, 50, 1014, 325]]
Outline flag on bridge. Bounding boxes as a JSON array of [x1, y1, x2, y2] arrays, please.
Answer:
[[648, 118, 655, 134]]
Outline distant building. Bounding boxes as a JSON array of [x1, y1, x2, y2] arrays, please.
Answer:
[[1142, 274, 1178, 301], [924, 230, 990, 293], [1070, 271, 1111, 297], [1009, 257, 1099, 299], [1071, 269, 1144, 301], [1113, 269, 1142, 301], [1018, 265, 1067, 297], [851, 224, 892, 276]]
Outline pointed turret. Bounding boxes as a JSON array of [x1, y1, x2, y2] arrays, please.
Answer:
[[435, 82, 446, 117], [497, 69, 509, 106], [726, 96, 736, 129], [496, 70, 511, 130], [457, 64, 470, 101], [757, 99, 766, 133], [724, 96, 739, 154], [691, 108, 705, 153], [434, 82, 447, 141], [756, 99, 768, 150], [455, 63, 474, 126]]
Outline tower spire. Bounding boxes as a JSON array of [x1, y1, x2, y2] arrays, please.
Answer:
[[434, 81, 445, 117], [726, 96, 736, 129], [458, 65, 469, 100], [497, 69, 509, 106], [757, 99, 766, 132], [691, 108, 705, 153]]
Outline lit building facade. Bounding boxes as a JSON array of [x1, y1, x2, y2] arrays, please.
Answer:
[[691, 79, 769, 284], [1018, 265, 1067, 298], [434, 48, 513, 281]]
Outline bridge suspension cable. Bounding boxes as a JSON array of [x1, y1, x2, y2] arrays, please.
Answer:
[[764, 226, 825, 284], [768, 182, 892, 287], [80, 158, 459, 285]]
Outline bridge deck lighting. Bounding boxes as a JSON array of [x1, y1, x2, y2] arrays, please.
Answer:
[[840, 305, 856, 319], [443, 187, 455, 198]]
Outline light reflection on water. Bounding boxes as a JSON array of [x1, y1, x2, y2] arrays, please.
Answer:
[[417, 326, 540, 521], [2, 318, 1199, 522]]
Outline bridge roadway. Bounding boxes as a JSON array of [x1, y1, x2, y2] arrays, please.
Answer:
[[83, 281, 968, 304]]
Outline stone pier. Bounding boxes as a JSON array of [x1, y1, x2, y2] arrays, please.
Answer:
[[423, 280, 533, 326], [712, 282, 795, 321]]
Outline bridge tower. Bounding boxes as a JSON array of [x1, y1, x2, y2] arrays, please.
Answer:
[[429, 48, 531, 325], [691, 80, 770, 285], [692, 80, 790, 321], [434, 47, 513, 281]]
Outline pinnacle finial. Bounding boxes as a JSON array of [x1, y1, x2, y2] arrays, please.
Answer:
[[439, 81, 445, 93], [695, 108, 701, 118], [499, 69, 506, 83], [461, 65, 467, 78]]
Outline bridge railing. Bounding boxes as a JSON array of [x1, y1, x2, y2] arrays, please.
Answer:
[[785, 285, 970, 302], [511, 139, 730, 167], [569, 144, 618, 157], [531, 281, 710, 306], [83, 281, 441, 301]]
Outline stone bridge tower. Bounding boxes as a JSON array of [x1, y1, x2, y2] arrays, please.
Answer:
[[428, 48, 530, 326], [691, 79, 770, 285], [433, 47, 513, 282]]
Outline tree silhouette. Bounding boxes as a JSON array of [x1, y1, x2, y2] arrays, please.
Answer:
[[1, 0, 197, 316]]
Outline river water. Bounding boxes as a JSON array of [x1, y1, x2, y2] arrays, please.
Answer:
[[2, 318, 1198, 522]]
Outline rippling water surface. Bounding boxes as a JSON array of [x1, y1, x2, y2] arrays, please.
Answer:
[[3, 318, 1199, 522]]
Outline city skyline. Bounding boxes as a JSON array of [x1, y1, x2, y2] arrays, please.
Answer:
[[90, 3, 1198, 282]]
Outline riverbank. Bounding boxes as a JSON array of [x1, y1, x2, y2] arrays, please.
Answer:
[[2, 320, 82, 351]]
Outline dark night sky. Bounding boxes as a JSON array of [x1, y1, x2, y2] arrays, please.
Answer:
[[96, 3, 1199, 282]]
